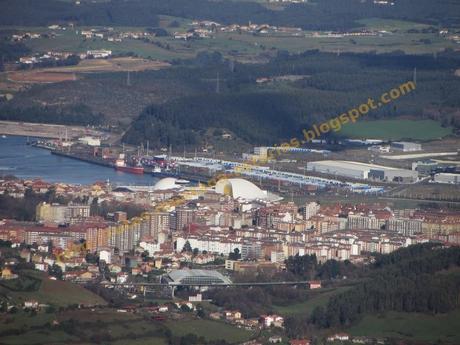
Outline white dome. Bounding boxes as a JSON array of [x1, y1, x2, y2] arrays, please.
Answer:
[[215, 178, 268, 200], [153, 177, 180, 191]]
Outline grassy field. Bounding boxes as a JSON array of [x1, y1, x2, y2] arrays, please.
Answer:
[[0, 305, 251, 345], [349, 309, 460, 344], [0, 308, 169, 345], [7, 58, 170, 84], [273, 286, 351, 316], [166, 319, 254, 343], [339, 119, 453, 140], [0, 270, 106, 307], [358, 18, 431, 31]]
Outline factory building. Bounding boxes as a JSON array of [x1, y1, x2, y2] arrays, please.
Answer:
[[412, 160, 438, 176], [306, 160, 418, 183], [390, 141, 422, 152], [433, 173, 460, 184], [78, 136, 101, 147], [254, 146, 268, 158]]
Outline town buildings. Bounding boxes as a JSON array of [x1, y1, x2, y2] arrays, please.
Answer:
[[0, 178, 458, 274]]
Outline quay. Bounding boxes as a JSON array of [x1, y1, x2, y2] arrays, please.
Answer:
[[51, 150, 115, 168]]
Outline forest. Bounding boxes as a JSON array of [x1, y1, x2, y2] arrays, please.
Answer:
[[123, 50, 460, 147], [285, 243, 460, 337], [0, 104, 105, 126], [0, 41, 30, 65]]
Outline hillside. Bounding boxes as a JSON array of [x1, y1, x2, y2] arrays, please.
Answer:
[[0, 270, 106, 307], [276, 243, 460, 342], [123, 50, 460, 148], [349, 309, 460, 344]]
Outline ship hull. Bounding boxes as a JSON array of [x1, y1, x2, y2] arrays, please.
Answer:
[[152, 170, 178, 178], [115, 166, 144, 174]]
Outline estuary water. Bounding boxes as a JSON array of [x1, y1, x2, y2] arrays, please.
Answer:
[[0, 136, 158, 186]]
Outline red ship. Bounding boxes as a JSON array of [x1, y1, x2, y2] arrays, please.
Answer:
[[115, 157, 144, 174]]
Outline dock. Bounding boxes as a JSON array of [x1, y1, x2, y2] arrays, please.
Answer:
[[51, 150, 115, 168]]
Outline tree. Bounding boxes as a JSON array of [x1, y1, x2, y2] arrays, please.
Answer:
[[85, 252, 99, 264], [229, 248, 241, 260], [182, 241, 192, 253], [90, 197, 99, 216], [48, 264, 63, 280], [196, 304, 205, 318], [180, 304, 191, 312], [45, 305, 56, 314]]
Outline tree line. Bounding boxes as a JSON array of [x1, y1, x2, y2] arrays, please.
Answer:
[[0, 186, 69, 221]]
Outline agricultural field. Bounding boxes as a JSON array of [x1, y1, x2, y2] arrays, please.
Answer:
[[2, 14, 456, 66], [0, 270, 106, 307], [349, 309, 460, 344], [165, 318, 254, 343], [358, 18, 431, 31], [8, 70, 76, 83], [273, 286, 352, 316], [0, 308, 169, 345], [0, 307, 252, 345], [22, 27, 457, 60], [339, 119, 453, 140], [6, 58, 170, 84]]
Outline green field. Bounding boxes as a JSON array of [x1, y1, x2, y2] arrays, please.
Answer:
[[349, 309, 460, 344], [166, 319, 254, 343], [273, 286, 351, 316], [2, 12, 456, 64], [0, 271, 106, 307], [0, 307, 254, 345], [358, 18, 431, 32], [339, 119, 453, 140], [0, 308, 169, 345]]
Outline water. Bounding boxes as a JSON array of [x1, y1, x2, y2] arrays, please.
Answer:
[[0, 136, 159, 186]]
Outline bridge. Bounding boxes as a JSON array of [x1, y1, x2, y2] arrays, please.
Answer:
[[98, 280, 312, 297], [99, 281, 310, 287]]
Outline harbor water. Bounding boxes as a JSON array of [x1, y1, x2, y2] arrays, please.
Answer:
[[0, 136, 159, 186]]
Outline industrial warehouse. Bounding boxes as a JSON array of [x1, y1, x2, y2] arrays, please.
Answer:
[[306, 160, 418, 182]]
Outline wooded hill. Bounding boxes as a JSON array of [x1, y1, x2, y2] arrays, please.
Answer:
[[123, 50, 460, 147]]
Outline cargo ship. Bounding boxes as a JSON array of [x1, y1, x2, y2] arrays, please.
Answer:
[[115, 155, 144, 174]]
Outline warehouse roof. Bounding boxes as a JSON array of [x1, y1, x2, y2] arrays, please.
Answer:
[[308, 160, 402, 171]]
